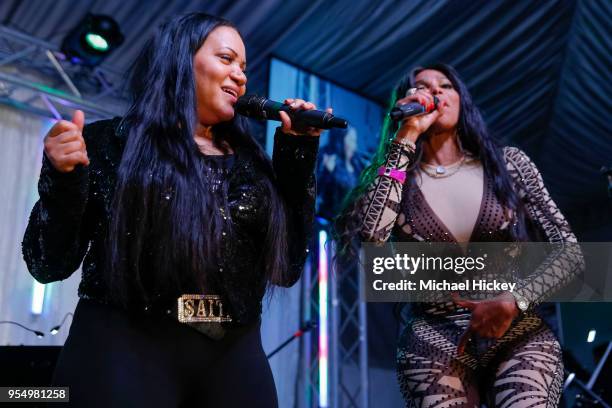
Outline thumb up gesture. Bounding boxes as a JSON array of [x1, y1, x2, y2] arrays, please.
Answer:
[[44, 110, 89, 173]]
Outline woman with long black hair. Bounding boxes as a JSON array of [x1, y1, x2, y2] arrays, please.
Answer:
[[336, 64, 583, 407], [23, 13, 326, 407]]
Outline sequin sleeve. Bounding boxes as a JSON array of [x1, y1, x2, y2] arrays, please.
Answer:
[[360, 142, 415, 243], [504, 146, 584, 307], [272, 129, 319, 287], [22, 139, 91, 284]]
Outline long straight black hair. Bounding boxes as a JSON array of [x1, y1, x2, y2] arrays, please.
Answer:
[[335, 63, 528, 254], [107, 13, 288, 307]]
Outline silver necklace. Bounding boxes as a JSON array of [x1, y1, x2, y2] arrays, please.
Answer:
[[420, 155, 466, 178]]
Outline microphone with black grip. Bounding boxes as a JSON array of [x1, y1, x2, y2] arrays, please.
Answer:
[[235, 95, 348, 129], [389, 96, 439, 121]]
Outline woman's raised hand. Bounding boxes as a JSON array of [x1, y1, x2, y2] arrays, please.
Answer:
[[394, 89, 441, 144], [44, 110, 89, 173]]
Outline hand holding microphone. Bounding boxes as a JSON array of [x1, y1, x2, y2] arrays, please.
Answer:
[[44, 110, 89, 173], [235, 95, 347, 135], [277, 98, 335, 137], [392, 88, 441, 145]]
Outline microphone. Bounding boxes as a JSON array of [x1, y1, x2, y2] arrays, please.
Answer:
[[235, 95, 348, 129], [389, 96, 439, 121]]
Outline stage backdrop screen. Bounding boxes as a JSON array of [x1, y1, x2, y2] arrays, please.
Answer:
[[266, 58, 384, 221]]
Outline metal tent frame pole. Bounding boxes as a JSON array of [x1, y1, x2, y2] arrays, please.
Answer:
[[302, 224, 368, 408], [0, 25, 126, 120]]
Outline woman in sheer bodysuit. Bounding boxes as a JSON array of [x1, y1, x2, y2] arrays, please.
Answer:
[[337, 64, 583, 407]]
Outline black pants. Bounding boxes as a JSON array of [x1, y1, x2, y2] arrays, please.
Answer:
[[52, 299, 278, 408]]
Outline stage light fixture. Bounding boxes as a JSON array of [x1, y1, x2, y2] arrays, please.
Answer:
[[85, 33, 109, 52], [61, 13, 124, 66]]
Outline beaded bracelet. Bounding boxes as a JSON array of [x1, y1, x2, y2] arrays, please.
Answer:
[[391, 137, 416, 151]]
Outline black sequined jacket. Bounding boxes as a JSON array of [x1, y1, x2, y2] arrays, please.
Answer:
[[22, 118, 319, 325]]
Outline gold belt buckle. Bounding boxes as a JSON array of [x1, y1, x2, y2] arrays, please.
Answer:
[[177, 294, 232, 323]]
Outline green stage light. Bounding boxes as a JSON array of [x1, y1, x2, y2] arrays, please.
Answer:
[[62, 13, 124, 66], [85, 33, 109, 52]]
